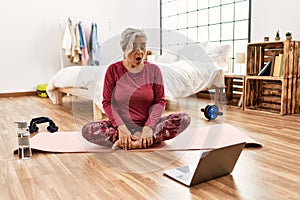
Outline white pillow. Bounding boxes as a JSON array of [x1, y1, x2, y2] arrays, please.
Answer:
[[206, 44, 231, 67], [179, 43, 208, 61], [156, 52, 179, 63]]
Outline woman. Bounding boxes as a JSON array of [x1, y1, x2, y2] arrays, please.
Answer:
[[82, 27, 191, 150]]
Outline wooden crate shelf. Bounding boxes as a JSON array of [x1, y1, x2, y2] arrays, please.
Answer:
[[246, 41, 296, 78], [224, 74, 244, 107], [244, 40, 300, 115], [244, 76, 287, 115]]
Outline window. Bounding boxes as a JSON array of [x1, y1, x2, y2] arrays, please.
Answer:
[[160, 0, 251, 69]]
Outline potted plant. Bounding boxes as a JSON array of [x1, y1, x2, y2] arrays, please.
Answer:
[[275, 30, 280, 41], [285, 32, 292, 41], [264, 36, 269, 42]]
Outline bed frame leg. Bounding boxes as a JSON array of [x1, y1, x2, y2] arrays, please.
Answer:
[[93, 102, 103, 120], [54, 90, 63, 105]]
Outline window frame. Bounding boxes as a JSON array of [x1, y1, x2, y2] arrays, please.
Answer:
[[160, 0, 252, 70]]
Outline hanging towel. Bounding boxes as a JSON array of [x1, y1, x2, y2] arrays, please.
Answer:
[[89, 23, 100, 65]]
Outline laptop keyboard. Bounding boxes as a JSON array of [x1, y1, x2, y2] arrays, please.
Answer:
[[177, 172, 192, 182], [176, 165, 190, 173]]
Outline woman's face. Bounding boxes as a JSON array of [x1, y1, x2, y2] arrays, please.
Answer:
[[126, 36, 147, 67]]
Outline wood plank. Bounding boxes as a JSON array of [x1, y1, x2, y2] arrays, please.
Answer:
[[262, 89, 281, 96], [281, 79, 288, 115], [56, 87, 91, 100], [0, 91, 36, 98], [296, 78, 300, 113], [291, 42, 300, 113], [261, 96, 281, 104], [245, 76, 284, 81], [260, 102, 281, 110], [263, 82, 282, 90], [232, 87, 243, 93]]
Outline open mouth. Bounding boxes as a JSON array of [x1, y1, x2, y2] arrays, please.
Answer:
[[135, 57, 142, 62]]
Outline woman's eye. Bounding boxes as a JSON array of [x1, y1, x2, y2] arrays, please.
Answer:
[[132, 43, 146, 50], [140, 44, 146, 50]]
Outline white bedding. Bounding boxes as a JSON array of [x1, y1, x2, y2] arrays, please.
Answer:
[[46, 59, 225, 110], [46, 65, 107, 103]]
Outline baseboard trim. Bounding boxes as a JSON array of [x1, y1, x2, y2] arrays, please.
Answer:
[[0, 91, 36, 98]]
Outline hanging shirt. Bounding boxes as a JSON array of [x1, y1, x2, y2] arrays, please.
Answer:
[[89, 23, 100, 65], [62, 20, 72, 56], [78, 22, 89, 65], [73, 23, 82, 64], [102, 61, 166, 131]]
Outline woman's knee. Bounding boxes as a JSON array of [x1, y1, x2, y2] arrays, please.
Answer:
[[155, 112, 191, 134], [179, 112, 191, 128], [152, 112, 191, 143], [81, 120, 118, 146], [166, 112, 191, 129]]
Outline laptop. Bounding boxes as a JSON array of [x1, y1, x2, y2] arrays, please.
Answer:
[[163, 142, 246, 187]]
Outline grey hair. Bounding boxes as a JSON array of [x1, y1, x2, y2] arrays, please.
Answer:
[[120, 27, 147, 56]]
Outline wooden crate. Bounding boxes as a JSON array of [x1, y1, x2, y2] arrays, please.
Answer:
[[244, 76, 287, 115], [292, 41, 300, 113], [245, 40, 300, 114], [296, 77, 300, 113], [224, 75, 244, 107], [246, 41, 295, 78]]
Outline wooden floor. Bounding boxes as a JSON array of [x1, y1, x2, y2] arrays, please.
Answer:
[[1, 95, 300, 200]]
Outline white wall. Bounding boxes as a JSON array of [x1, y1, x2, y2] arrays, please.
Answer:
[[0, 0, 160, 93], [251, 0, 300, 42], [2, 0, 299, 93]]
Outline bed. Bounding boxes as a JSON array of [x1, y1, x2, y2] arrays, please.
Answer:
[[46, 43, 231, 119]]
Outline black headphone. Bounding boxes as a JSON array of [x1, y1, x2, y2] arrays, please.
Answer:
[[28, 117, 59, 133]]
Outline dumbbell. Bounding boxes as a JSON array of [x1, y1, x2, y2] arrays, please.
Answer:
[[201, 105, 223, 120]]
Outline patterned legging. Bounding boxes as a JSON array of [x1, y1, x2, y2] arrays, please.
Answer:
[[82, 112, 191, 146]]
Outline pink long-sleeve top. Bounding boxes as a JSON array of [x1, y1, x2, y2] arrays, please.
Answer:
[[102, 61, 166, 131]]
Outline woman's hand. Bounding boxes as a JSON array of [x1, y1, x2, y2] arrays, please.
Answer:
[[112, 129, 154, 150], [117, 125, 132, 150], [112, 132, 140, 150], [140, 126, 153, 148]]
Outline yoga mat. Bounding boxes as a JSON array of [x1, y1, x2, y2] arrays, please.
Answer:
[[14, 124, 261, 153]]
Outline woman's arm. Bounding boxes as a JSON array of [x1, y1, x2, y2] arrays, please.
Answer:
[[102, 65, 125, 128], [102, 65, 133, 150]]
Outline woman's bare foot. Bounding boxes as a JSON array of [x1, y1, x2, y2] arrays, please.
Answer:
[[112, 139, 141, 150], [112, 131, 142, 150]]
